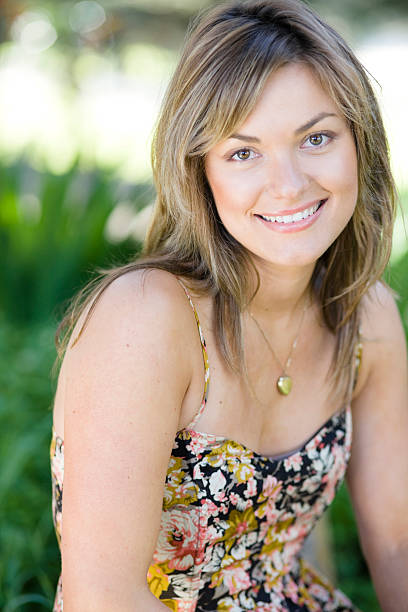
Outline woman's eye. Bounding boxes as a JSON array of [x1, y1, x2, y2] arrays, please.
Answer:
[[231, 148, 255, 161], [303, 132, 333, 149], [309, 134, 324, 146]]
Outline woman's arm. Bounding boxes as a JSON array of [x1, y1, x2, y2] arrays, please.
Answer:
[[347, 283, 408, 612], [60, 270, 197, 611]]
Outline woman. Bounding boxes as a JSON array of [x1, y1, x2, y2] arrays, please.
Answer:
[[50, 0, 408, 610]]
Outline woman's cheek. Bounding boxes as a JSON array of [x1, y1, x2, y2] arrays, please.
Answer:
[[212, 173, 257, 214]]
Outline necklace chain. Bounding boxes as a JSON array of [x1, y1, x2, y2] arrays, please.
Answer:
[[249, 297, 310, 395]]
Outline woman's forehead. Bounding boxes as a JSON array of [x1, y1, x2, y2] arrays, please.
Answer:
[[225, 64, 343, 139]]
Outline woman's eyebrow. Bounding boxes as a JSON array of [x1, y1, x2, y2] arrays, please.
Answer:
[[228, 133, 261, 143], [294, 112, 337, 134], [228, 112, 338, 143]]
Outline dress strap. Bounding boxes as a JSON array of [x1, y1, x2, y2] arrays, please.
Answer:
[[176, 279, 210, 429], [352, 326, 363, 392]]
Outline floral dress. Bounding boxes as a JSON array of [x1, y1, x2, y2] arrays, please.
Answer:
[[50, 283, 360, 611]]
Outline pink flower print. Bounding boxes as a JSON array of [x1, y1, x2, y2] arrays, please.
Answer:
[[244, 477, 257, 499], [200, 499, 219, 517], [257, 604, 279, 611], [291, 502, 309, 518], [309, 582, 330, 602], [258, 520, 269, 542], [306, 434, 321, 453], [286, 577, 299, 603], [286, 484, 296, 496], [51, 451, 64, 486], [154, 506, 200, 571], [230, 492, 239, 505], [187, 433, 209, 456], [286, 521, 309, 547], [335, 427, 345, 441], [262, 475, 282, 498], [221, 562, 252, 595], [255, 475, 282, 521], [256, 503, 279, 523], [331, 443, 346, 473], [284, 452, 303, 472], [301, 474, 320, 494]]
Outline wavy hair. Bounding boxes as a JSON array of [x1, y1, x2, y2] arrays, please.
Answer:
[[57, 0, 396, 401]]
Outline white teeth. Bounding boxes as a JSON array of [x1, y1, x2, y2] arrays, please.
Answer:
[[260, 201, 323, 224]]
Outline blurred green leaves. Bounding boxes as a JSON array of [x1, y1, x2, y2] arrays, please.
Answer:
[[0, 158, 153, 325], [0, 319, 57, 610]]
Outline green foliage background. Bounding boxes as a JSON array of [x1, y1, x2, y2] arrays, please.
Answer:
[[1, 1, 407, 610]]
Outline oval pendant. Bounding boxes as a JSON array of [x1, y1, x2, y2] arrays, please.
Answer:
[[277, 375, 292, 396]]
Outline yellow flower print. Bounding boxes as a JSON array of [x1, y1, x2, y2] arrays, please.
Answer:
[[207, 442, 255, 483], [161, 599, 179, 611], [217, 601, 236, 612], [147, 563, 170, 598], [221, 507, 258, 544], [260, 517, 294, 556], [163, 456, 198, 510], [166, 456, 184, 481]]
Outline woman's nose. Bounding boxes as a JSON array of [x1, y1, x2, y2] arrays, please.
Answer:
[[264, 153, 309, 201]]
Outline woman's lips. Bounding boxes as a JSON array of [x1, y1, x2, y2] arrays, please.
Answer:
[[254, 198, 328, 233]]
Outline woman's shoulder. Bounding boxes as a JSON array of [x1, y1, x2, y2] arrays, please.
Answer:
[[69, 268, 196, 350], [59, 268, 204, 403], [54, 269, 205, 441], [360, 281, 403, 340], [354, 281, 405, 395], [94, 267, 192, 316]]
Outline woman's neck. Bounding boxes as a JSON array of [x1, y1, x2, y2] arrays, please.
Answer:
[[248, 259, 316, 321]]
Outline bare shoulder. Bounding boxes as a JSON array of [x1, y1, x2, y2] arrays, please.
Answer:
[[69, 268, 194, 350], [57, 268, 197, 437], [360, 281, 405, 357], [65, 267, 197, 391], [354, 280, 406, 396]]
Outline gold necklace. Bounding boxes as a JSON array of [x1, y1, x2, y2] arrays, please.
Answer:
[[249, 298, 309, 396]]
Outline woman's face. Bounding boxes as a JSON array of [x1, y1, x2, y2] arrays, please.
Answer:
[[205, 63, 359, 271]]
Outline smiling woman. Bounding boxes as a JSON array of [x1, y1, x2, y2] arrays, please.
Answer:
[[50, 1, 408, 611]]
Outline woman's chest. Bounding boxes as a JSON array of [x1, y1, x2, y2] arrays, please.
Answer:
[[189, 309, 339, 458]]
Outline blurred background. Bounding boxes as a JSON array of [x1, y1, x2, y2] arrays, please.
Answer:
[[0, 0, 407, 610]]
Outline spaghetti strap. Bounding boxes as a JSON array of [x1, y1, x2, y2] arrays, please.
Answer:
[[351, 325, 363, 394], [176, 278, 210, 429]]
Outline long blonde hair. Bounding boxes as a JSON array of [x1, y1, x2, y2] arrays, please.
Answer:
[[57, 0, 396, 401]]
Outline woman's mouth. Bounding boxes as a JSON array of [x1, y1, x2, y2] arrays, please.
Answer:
[[254, 198, 328, 233], [256, 199, 327, 224]]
